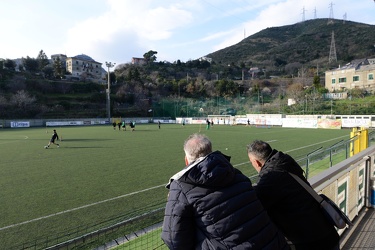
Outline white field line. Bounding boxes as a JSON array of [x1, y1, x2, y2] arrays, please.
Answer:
[[1, 134, 348, 231], [0, 184, 165, 232], [0, 136, 29, 145]]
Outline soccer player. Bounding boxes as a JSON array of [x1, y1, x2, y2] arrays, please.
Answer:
[[129, 121, 135, 131], [45, 129, 60, 148]]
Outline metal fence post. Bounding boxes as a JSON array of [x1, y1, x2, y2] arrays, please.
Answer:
[[306, 147, 323, 179]]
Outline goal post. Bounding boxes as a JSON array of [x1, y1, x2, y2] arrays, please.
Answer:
[[208, 115, 232, 125], [254, 118, 271, 128]]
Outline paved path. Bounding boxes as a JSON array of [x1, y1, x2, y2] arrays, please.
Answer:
[[342, 208, 375, 249]]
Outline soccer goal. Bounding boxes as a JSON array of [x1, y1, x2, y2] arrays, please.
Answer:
[[254, 118, 272, 128], [208, 115, 232, 125]]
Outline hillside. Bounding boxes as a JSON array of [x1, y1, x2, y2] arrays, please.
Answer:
[[2, 19, 375, 119], [207, 18, 375, 73]]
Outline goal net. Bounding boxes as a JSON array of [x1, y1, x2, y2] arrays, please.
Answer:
[[208, 115, 232, 125]]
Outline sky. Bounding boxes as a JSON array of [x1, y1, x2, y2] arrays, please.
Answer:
[[1, 0, 374, 67]]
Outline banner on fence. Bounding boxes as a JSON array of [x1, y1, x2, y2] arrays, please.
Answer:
[[46, 121, 84, 126], [282, 118, 317, 128], [11, 121, 30, 128], [341, 118, 371, 128], [317, 119, 342, 129]]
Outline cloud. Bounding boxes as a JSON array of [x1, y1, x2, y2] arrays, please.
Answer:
[[63, 0, 195, 63], [1, 0, 374, 64]]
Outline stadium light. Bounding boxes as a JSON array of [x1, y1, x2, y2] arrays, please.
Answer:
[[105, 61, 116, 122]]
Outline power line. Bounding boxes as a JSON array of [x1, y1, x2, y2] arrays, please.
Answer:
[[301, 6, 307, 22], [314, 7, 317, 19], [329, 31, 337, 64], [328, 2, 335, 24]]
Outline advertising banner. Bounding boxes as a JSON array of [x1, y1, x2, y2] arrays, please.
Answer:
[[341, 118, 371, 128], [11, 121, 30, 128], [282, 118, 317, 128], [46, 121, 84, 126], [318, 119, 342, 129]]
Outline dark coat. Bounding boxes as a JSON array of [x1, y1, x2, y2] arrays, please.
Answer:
[[161, 151, 289, 250], [254, 150, 340, 250]]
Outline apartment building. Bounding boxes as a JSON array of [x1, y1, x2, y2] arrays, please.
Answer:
[[325, 58, 375, 92], [66, 54, 103, 82]]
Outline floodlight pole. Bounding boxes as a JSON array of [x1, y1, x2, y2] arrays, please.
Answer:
[[105, 61, 115, 122]]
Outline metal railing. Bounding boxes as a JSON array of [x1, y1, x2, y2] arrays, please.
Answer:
[[309, 144, 375, 246]]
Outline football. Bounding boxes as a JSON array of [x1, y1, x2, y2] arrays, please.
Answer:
[[44, 146, 48, 149]]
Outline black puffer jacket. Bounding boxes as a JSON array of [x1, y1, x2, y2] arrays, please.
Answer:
[[254, 150, 339, 250], [161, 151, 289, 250]]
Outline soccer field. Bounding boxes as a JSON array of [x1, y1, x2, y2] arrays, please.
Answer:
[[0, 124, 350, 248]]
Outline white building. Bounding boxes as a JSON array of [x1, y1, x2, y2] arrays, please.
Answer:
[[66, 54, 103, 83]]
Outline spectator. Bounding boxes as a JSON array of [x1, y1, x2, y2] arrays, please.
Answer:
[[162, 134, 289, 249], [246, 140, 340, 250]]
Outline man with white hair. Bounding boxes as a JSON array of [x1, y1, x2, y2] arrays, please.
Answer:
[[161, 133, 288, 249]]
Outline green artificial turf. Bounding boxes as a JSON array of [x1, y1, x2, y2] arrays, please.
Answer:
[[0, 124, 349, 248]]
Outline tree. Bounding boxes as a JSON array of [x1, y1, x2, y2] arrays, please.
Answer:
[[53, 57, 65, 78], [37, 50, 49, 71], [143, 50, 158, 63], [286, 83, 304, 105], [3, 59, 16, 71], [42, 66, 54, 78], [10, 90, 36, 109], [216, 79, 238, 97], [23, 56, 39, 72]]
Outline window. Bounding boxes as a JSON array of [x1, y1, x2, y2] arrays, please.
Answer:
[[353, 76, 359, 81], [339, 77, 346, 83], [369, 74, 374, 80], [332, 79, 336, 84]]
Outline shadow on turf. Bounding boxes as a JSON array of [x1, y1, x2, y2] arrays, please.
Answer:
[[53, 146, 109, 149], [57, 138, 115, 141]]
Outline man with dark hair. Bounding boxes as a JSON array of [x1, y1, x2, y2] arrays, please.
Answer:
[[45, 129, 60, 148], [129, 121, 135, 131], [161, 134, 289, 249], [247, 140, 339, 250]]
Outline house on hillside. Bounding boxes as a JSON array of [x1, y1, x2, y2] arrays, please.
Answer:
[[131, 57, 147, 65], [199, 56, 212, 63], [66, 54, 103, 83], [325, 58, 375, 92], [249, 67, 261, 78]]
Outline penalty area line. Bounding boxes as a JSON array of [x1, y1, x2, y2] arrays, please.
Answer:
[[0, 184, 166, 232]]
